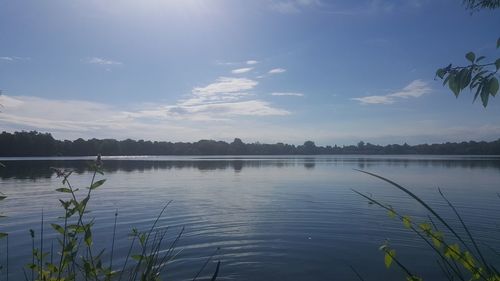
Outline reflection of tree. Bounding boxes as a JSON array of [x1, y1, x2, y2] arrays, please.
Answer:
[[1, 157, 499, 180], [303, 158, 316, 169]]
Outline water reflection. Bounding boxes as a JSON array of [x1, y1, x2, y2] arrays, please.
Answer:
[[1, 156, 499, 180]]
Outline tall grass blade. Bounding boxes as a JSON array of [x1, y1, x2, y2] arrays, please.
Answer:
[[110, 209, 118, 270], [210, 261, 220, 281], [438, 188, 489, 272], [130, 201, 172, 281], [349, 265, 365, 281], [40, 209, 44, 280], [6, 236, 8, 281], [192, 247, 220, 281], [355, 169, 473, 254]]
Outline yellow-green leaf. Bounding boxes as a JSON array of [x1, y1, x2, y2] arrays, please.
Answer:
[[387, 209, 396, 219], [445, 244, 460, 260], [90, 179, 106, 190], [384, 250, 395, 268], [431, 231, 443, 248], [402, 216, 412, 228], [419, 223, 431, 233], [51, 223, 65, 235], [462, 251, 475, 271]]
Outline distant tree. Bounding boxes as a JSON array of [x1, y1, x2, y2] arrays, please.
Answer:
[[435, 1, 499, 107], [357, 141, 365, 149], [1, 131, 500, 156], [301, 140, 317, 154]]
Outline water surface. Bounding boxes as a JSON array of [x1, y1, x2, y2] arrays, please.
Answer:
[[1, 155, 499, 280]]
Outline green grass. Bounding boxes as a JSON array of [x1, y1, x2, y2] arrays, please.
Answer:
[[1, 156, 220, 281], [354, 170, 500, 281]]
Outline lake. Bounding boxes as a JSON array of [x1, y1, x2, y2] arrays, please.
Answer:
[[0, 155, 499, 280]]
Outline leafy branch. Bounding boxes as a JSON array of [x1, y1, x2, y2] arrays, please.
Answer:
[[435, 38, 500, 107]]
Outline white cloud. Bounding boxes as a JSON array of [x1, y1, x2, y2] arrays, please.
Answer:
[[351, 95, 395, 105], [389, 80, 431, 98], [271, 92, 304, 97], [0, 56, 30, 62], [268, 68, 286, 74], [246, 60, 258, 65], [193, 77, 258, 96], [231, 67, 253, 74], [352, 79, 431, 105], [85, 57, 122, 66], [0, 74, 290, 137], [269, 0, 321, 14]]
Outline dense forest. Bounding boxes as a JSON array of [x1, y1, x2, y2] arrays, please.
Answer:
[[1, 131, 500, 156]]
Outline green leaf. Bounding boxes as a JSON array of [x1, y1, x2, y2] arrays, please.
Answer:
[[448, 75, 460, 97], [473, 83, 483, 102], [84, 227, 92, 246], [445, 244, 460, 260], [402, 216, 412, 228], [435, 68, 445, 79], [55, 187, 72, 193], [458, 69, 471, 90], [384, 250, 396, 268], [431, 231, 443, 248], [462, 251, 475, 270], [480, 85, 490, 107], [476, 56, 486, 62], [387, 209, 396, 219], [0, 233, 8, 239], [418, 223, 431, 233], [90, 179, 106, 190], [497, 37, 500, 49], [495, 58, 500, 71], [131, 254, 143, 261], [490, 77, 499, 96], [0, 195, 6, 201], [465, 51, 475, 63], [51, 223, 65, 235]]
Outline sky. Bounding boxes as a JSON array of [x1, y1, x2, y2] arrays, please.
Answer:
[[0, 0, 499, 145]]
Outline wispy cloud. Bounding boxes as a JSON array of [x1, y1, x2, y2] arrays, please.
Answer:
[[0, 56, 30, 62], [231, 67, 253, 74], [269, 0, 321, 14], [157, 76, 289, 119], [271, 92, 304, 97], [0, 75, 290, 136], [268, 68, 286, 74], [352, 80, 431, 105], [246, 60, 258, 65], [84, 57, 123, 66], [192, 77, 257, 97], [352, 95, 395, 105]]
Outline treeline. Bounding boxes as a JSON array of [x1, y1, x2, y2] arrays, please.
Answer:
[[1, 131, 500, 156]]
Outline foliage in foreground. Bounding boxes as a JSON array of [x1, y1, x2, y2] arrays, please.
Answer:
[[436, 0, 499, 107], [354, 170, 500, 281], [3, 157, 220, 281], [436, 38, 499, 107]]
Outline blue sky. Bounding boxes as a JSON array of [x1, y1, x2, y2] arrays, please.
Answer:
[[0, 0, 499, 145]]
